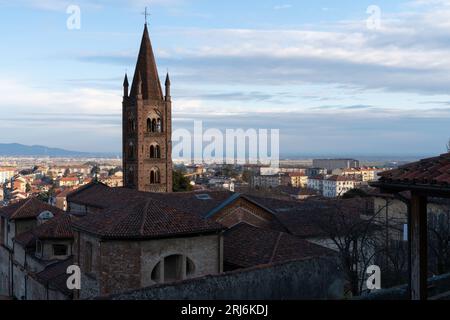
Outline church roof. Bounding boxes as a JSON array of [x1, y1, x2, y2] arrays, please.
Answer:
[[68, 183, 225, 239], [72, 196, 223, 240], [130, 24, 163, 100], [67, 182, 236, 218]]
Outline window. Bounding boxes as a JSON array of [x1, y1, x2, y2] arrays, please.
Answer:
[[156, 118, 163, 133], [128, 142, 135, 159], [53, 244, 68, 256], [151, 255, 196, 283], [128, 117, 136, 133], [195, 194, 212, 200], [146, 117, 163, 133], [128, 167, 135, 186], [150, 145, 161, 159], [150, 168, 161, 184], [85, 242, 93, 273]]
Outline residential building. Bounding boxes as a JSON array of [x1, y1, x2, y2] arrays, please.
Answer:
[[57, 177, 80, 188], [251, 173, 290, 189], [289, 173, 309, 188], [0, 198, 69, 299], [100, 175, 123, 188], [308, 175, 325, 192], [322, 176, 357, 198], [0, 168, 15, 184], [13, 177, 27, 193], [340, 167, 387, 182], [306, 168, 328, 178]]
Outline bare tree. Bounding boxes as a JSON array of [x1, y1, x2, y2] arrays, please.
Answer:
[[310, 198, 387, 296], [428, 208, 450, 275], [447, 138, 450, 153]]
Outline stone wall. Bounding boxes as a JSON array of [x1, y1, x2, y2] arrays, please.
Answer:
[[76, 232, 223, 299], [0, 246, 11, 296], [106, 257, 344, 300]]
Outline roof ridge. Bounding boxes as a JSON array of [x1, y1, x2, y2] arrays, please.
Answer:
[[139, 199, 152, 236], [11, 197, 35, 219], [269, 232, 283, 264]]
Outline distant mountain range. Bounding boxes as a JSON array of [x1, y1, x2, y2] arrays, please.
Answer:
[[0, 143, 119, 158]]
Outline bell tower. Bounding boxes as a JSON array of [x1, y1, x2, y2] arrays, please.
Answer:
[[122, 23, 173, 193]]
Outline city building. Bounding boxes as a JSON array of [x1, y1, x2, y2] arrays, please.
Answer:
[[308, 175, 325, 193], [57, 177, 80, 188], [312, 159, 360, 171], [13, 177, 27, 193], [306, 167, 328, 178], [251, 173, 290, 189], [289, 173, 309, 188], [0, 168, 15, 184], [322, 176, 358, 198]]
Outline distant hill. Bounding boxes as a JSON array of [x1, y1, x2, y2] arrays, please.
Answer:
[[0, 143, 119, 158]]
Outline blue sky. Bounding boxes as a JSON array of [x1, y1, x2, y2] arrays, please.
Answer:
[[0, 0, 449, 157]]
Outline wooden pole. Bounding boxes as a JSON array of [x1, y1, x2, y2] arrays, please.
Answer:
[[409, 192, 428, 300]]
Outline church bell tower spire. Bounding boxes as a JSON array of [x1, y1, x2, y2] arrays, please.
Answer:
[[122, 21, 173, 193]]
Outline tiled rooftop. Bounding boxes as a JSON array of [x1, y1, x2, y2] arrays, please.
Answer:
[[224, 223, 334, 269], [379, 152, 450, 187], [0, 198, 64, 221], [72, 196, 224, 240]]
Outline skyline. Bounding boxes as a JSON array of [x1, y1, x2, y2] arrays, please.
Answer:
[[1, 0, 450, 156]]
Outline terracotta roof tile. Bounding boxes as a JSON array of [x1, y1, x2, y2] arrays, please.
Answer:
[[0, 198, 64, 221], [72, 196, 224, 240], [379, 152, 450, 186], [224, 223, 334, 269]]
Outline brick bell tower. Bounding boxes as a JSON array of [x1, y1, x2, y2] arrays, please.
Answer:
[[122, 23, 173, 193]]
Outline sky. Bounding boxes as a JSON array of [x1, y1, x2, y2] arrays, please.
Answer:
[[0, 0, 449, 157]]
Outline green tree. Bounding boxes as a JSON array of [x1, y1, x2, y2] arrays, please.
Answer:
[[173, 170, 193, 192], [37, 191, 50, 203], [64, 168, 70, 177], [241, 170, 252, 183], [91, 165, 100, 179]]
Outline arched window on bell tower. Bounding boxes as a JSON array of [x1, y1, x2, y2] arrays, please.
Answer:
[[128, 167, 134, 186], [129, 116, 136, 133], [147, 118, 152, 133], [157, 118, 163, 133], [128, 142, 135, 159], [150, 144, 161, 159], [150, 168, 161, 184]]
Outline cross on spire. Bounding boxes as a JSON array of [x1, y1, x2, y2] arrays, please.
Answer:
[[142, 7, 151, 25]]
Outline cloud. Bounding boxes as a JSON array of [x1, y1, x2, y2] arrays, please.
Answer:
[[0, 78, 121, 115], [73, 15, 450, 95]]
